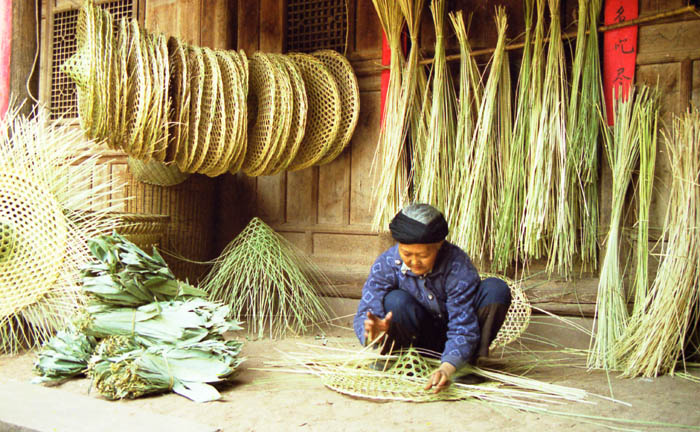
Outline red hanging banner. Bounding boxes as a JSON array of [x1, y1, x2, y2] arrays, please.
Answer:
[[602, 0, 639, 125], [379, 32, 391, 127], [0, 0, 12, 119]]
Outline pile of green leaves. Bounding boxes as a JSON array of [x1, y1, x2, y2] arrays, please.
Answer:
[[32, 328, 97, 384], [33, 233, 245, 402], [82, 233, 206, 306], [88, 336, 244, 402]]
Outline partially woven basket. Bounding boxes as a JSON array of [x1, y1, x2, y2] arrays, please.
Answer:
[[483, 274, 531, 349], [312, 50, 360, 166], [287, 53, 342, 171], [0, 172, 68, 321], [127, 157, 190, 187]]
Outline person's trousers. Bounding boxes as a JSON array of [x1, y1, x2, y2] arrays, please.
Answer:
[[382, 277, 511, 362]]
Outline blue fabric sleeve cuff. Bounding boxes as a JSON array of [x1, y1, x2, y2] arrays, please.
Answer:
[[441, 354, 467, 370]]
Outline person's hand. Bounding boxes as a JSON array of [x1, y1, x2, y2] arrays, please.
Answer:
[[425, 362, 456, 393], [363, 311, 393, 345]]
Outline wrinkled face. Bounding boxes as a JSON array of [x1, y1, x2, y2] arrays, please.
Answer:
[[397, 241, 443, 276]]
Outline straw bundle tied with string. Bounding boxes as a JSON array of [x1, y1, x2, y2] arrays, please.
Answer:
[[312, 50, 360, 165], [201, 217, 337, 339], [287, 53, 342, 171], [450, 7, 508, 264], [587, 86, 656, 371], [0, 105, 123, 354], [615, 108, 699, 378], [369, 0, 409, 231]]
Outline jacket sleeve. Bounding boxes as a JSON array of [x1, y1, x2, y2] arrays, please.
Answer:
[[441, 256, 481, 369], [353, 253, 398, 346]]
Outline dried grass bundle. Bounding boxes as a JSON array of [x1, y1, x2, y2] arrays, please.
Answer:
[[446, 11, 483, 237], [615, 108, 700, 377], [369, 0, 409, 230], [0, 106, 122, 353], [587, 86, 655, 370], [412, 0, 457, 212], [567, 0, 604, 269], [450, 7, 508, 263], [202, 218, 335, 338], [492, 0, 534, 272]]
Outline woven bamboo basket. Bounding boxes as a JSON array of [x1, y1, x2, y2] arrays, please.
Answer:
[[127, 157, 190, 187], [112, 212, 170, 251]]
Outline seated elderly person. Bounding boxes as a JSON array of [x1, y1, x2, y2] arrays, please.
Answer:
[[353, 203, 511, 393]]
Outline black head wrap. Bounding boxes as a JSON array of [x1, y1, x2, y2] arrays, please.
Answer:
[[389, 210, 449, 244]]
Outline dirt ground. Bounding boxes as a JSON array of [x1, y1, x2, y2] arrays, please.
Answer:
[[1, 318, 699, 432]]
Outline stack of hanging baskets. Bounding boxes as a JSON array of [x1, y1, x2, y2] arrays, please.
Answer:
[[64, 2, 360, 179]]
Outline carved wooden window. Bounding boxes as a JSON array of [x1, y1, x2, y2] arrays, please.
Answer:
[[286, 0, 348, 53]]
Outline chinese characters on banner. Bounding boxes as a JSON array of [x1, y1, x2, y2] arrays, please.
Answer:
[[603, 0, 639, 125]]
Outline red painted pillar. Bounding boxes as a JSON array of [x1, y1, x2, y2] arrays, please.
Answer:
[[0, 0, 11, 118], [602, 0, 638, 125]]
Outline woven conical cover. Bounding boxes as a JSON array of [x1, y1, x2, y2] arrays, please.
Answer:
[[267, 54, 308, 175], [483, 274, 531, 349], [0, 172, 68, 321], [312, 50, 360, 166], [127, 157, 190, 187], [202, 217, 334, 338], [243, 53, 279, 176], [287, 53, 341, 171], [321, 349, 463, 402], [166, 36, 190, 164]]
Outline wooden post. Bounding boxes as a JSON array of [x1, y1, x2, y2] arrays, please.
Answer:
[[9, 0, 39, 117], [0, 0, 11, 117], [680, 58, 692, 111]]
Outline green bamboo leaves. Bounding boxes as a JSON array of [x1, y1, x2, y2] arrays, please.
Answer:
[[82, 233, 206, 307]]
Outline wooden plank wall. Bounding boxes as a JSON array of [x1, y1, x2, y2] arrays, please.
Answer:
[[215, 0, 700, 317]]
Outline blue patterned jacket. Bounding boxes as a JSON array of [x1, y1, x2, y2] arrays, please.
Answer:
[[353, 242, 481, 369]]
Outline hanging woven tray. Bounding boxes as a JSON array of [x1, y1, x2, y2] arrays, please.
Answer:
[[210, 51, 244, 176], [258, 54, 294, 176], [178, 45, 205, 172], [242, 52, 279, 176], [312, 50, 360, 166], [166, 36, 190, 164], [286, 53, 341, 171]]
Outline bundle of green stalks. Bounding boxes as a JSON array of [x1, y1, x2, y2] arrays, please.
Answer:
[[32, 328, 97, 384], [615, 108, 700, 378], [412, 0, 457, 212], [446, 11, 483, 235], [89, 336, 244, 402], [492, 0, 534, 273], [81, 233, 206, 307], [369, 0, 410, 230], [587, 86, 654, 370], [567, 0, 604, 270], [519, 0, 547, 262], [201, 217, 334, 339], [450, 7, 508, 263], [78, 298, 241, 347]]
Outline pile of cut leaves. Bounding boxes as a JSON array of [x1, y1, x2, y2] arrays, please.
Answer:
[[33, 233, 244, 402]]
